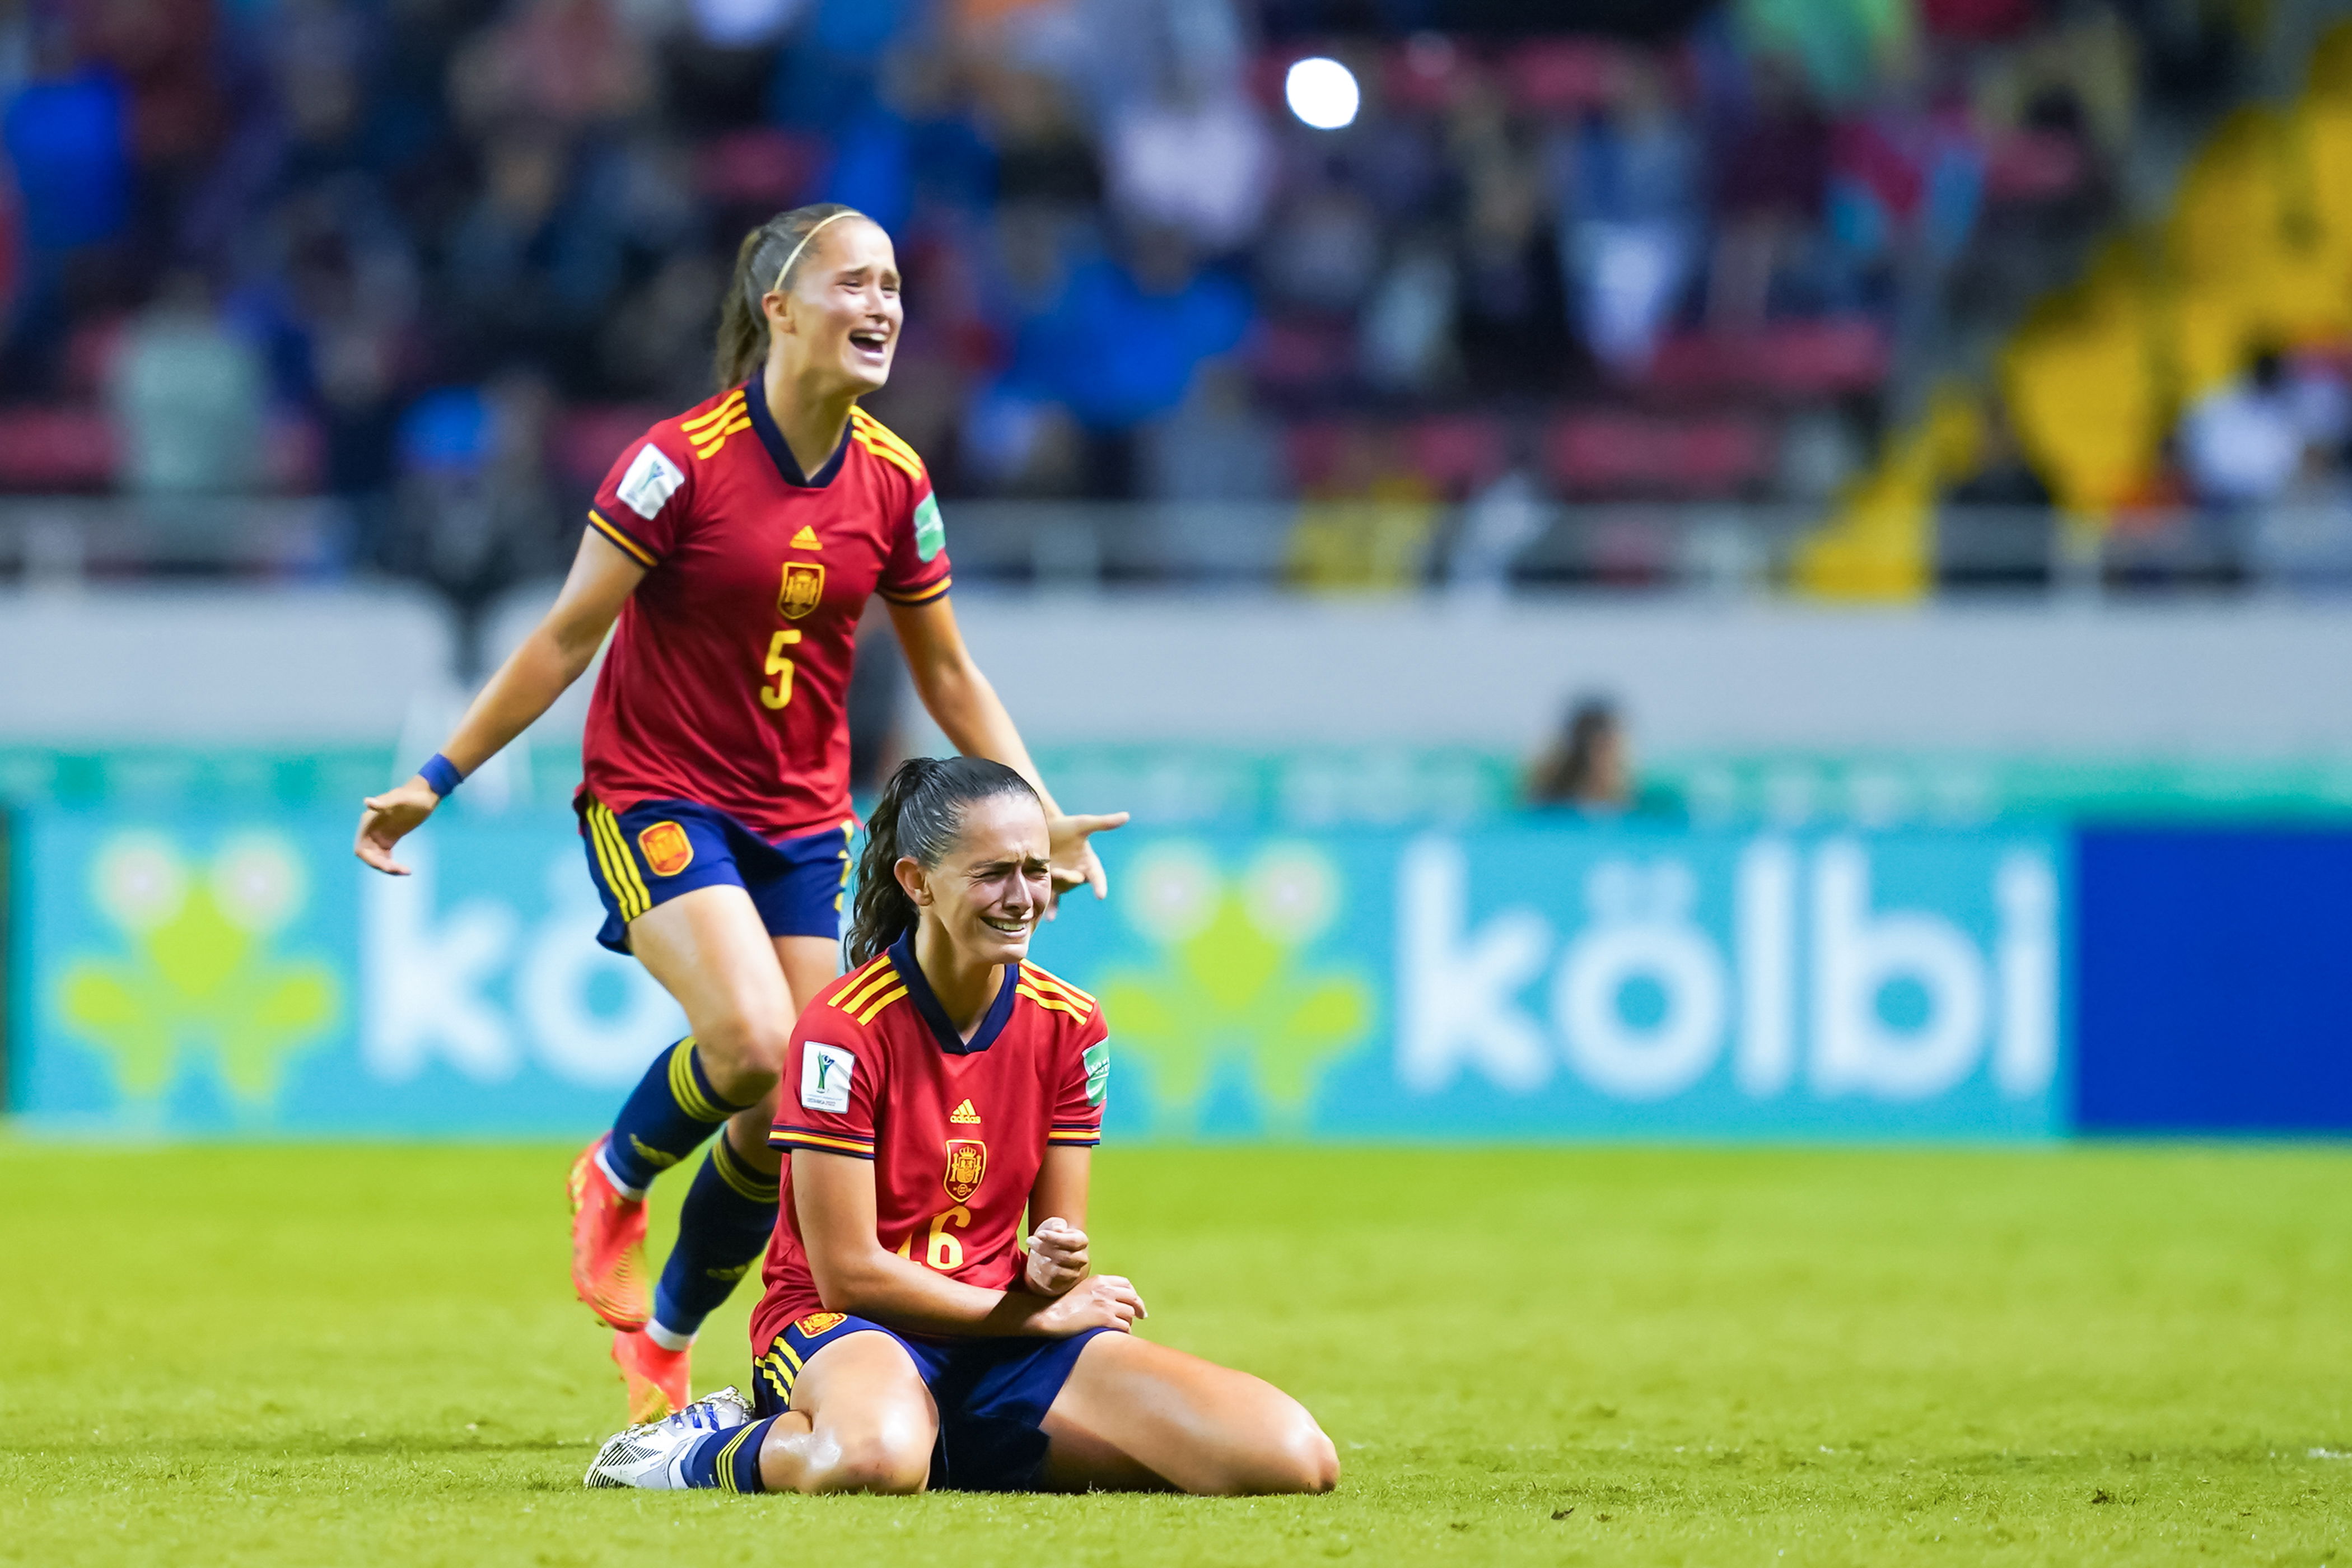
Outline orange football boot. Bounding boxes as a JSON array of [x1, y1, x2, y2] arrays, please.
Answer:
[[568, 1136, 650, 1331], [612, 1328, 693, 1425]]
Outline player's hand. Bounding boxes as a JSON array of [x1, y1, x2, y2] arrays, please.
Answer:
[[354, 777, 444, 876], [1027, 1273, 1146, 1336], [1046, 810, 1129, 916], [1024, 1216, 1089, 1297]]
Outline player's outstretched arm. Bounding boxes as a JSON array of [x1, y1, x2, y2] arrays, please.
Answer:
[[795, 1148, 1145, 1337], [354, 530, 645, 875], [886, 595, 1128, 904]]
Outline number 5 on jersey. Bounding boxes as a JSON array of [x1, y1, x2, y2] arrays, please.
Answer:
[[760, 629, 802, 710]]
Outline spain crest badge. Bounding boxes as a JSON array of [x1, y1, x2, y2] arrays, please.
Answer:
[[637, 820, 694, 878], [942, 1139, 987, 1203], [778, 560, 825, 619], [794, 1312, 847, 1336]]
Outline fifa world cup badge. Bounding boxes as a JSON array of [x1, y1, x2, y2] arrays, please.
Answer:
[[942, 1139, 987, 1203], [637, 821, 694, 878], [778, 561, 826, 619]]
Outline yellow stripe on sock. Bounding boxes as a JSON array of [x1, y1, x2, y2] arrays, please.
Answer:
[[853, 985, 908, 1025], [668, 1039, 729, 1123], [713, 1421, 758, 1494], [710, 1136, 780, 1203]]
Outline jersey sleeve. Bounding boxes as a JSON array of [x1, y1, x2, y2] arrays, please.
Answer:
[[587, 429, 696, 568], [771, 1017, 880, 1159], [1048, 1011, 1109, 1148], [876, 474, 953, 607]]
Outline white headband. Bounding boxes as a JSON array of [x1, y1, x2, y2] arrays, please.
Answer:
[[772, 211, 854, 295]]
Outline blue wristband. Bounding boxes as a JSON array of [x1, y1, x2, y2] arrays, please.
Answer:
[[417, 753, 464, 799]]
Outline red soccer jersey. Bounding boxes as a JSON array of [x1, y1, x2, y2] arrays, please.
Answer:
[[752, 936, 1110, 1343], [580, 385, 952, 839]]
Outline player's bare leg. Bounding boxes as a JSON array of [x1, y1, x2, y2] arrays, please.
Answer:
[[607, 920, 837, 1411], [756, 1331, 939, 1494], [568, 888, 784, 1334], [628, 889, 812, 1103], [1037, 1334, 1338, 1495]]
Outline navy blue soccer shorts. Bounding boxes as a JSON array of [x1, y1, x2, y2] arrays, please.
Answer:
[[752, 1312, 1114, 1492], [577, 796, 852, 954]]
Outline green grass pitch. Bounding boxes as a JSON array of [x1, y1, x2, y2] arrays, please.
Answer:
[[1, 1141, 2347, 1566]]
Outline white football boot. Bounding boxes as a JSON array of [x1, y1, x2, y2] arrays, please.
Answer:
[[584, 1385, 755, 1489]]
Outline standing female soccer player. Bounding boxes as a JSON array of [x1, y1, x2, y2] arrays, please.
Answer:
[[353, 204, 1124, 1423], [585, 758, 1338, 1496]]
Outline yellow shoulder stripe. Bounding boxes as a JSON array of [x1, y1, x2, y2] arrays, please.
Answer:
[[834, 959, 900, 1016], [829, 952, 890, 1002], [851, 427, 924, 482], [854, 985, 909, 1025], [691, 415, 752, 460], [680, 391, 747, 434], [1016, 984, 1091, 1021], [850, 407, 920, 458], [1020, 964, 1096, 1008]]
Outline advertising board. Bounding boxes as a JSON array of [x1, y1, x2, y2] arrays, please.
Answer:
[[11, 810, 2068, 1140]]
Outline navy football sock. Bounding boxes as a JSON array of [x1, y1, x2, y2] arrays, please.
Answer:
[[650, 1132, 781, 1340], [678, 1416, 780, 1493], [603, 1038, 749, 1196]]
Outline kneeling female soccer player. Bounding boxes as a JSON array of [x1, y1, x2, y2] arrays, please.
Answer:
[[586, 758, 1338, 1495]]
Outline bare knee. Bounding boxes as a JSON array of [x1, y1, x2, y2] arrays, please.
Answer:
[[1205, 1408, 1338, 1496], [693, 1012, 792, 1093], [1260, 1415, 1340, 1495], [809, 1432, 931, 1496]]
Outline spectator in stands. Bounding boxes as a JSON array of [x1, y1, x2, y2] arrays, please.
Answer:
[[1550, 55, 1700, 375], [1140, 358, 1286, 504], [384, 371, 564, 671], [1939, 396, 2054, 589], [2181, 348, 2325, 509], [1527, 697, 1632, 810], [1001, 222, 1253, 496], [1706, 52, 1831, 329], [1450, 83, 1576, 391], [1105, 76, 1273, 258], [107, 269, 267, 497], [1288, 422, 1440, 591], [1446, 457, 1549, 596], [1358, 230, 1459, 394], [1, 23, 131, 381]]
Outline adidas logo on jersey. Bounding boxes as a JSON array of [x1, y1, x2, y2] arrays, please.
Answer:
[[949, 1099, 979, 1124], [791, 525, 821, 549]]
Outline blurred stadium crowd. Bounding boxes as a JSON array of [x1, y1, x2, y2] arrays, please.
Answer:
[[0, 0, 2347, 594]]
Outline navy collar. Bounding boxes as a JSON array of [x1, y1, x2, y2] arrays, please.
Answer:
[[744, 377, 850, 488], [888, 931, 1018, 1056]]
